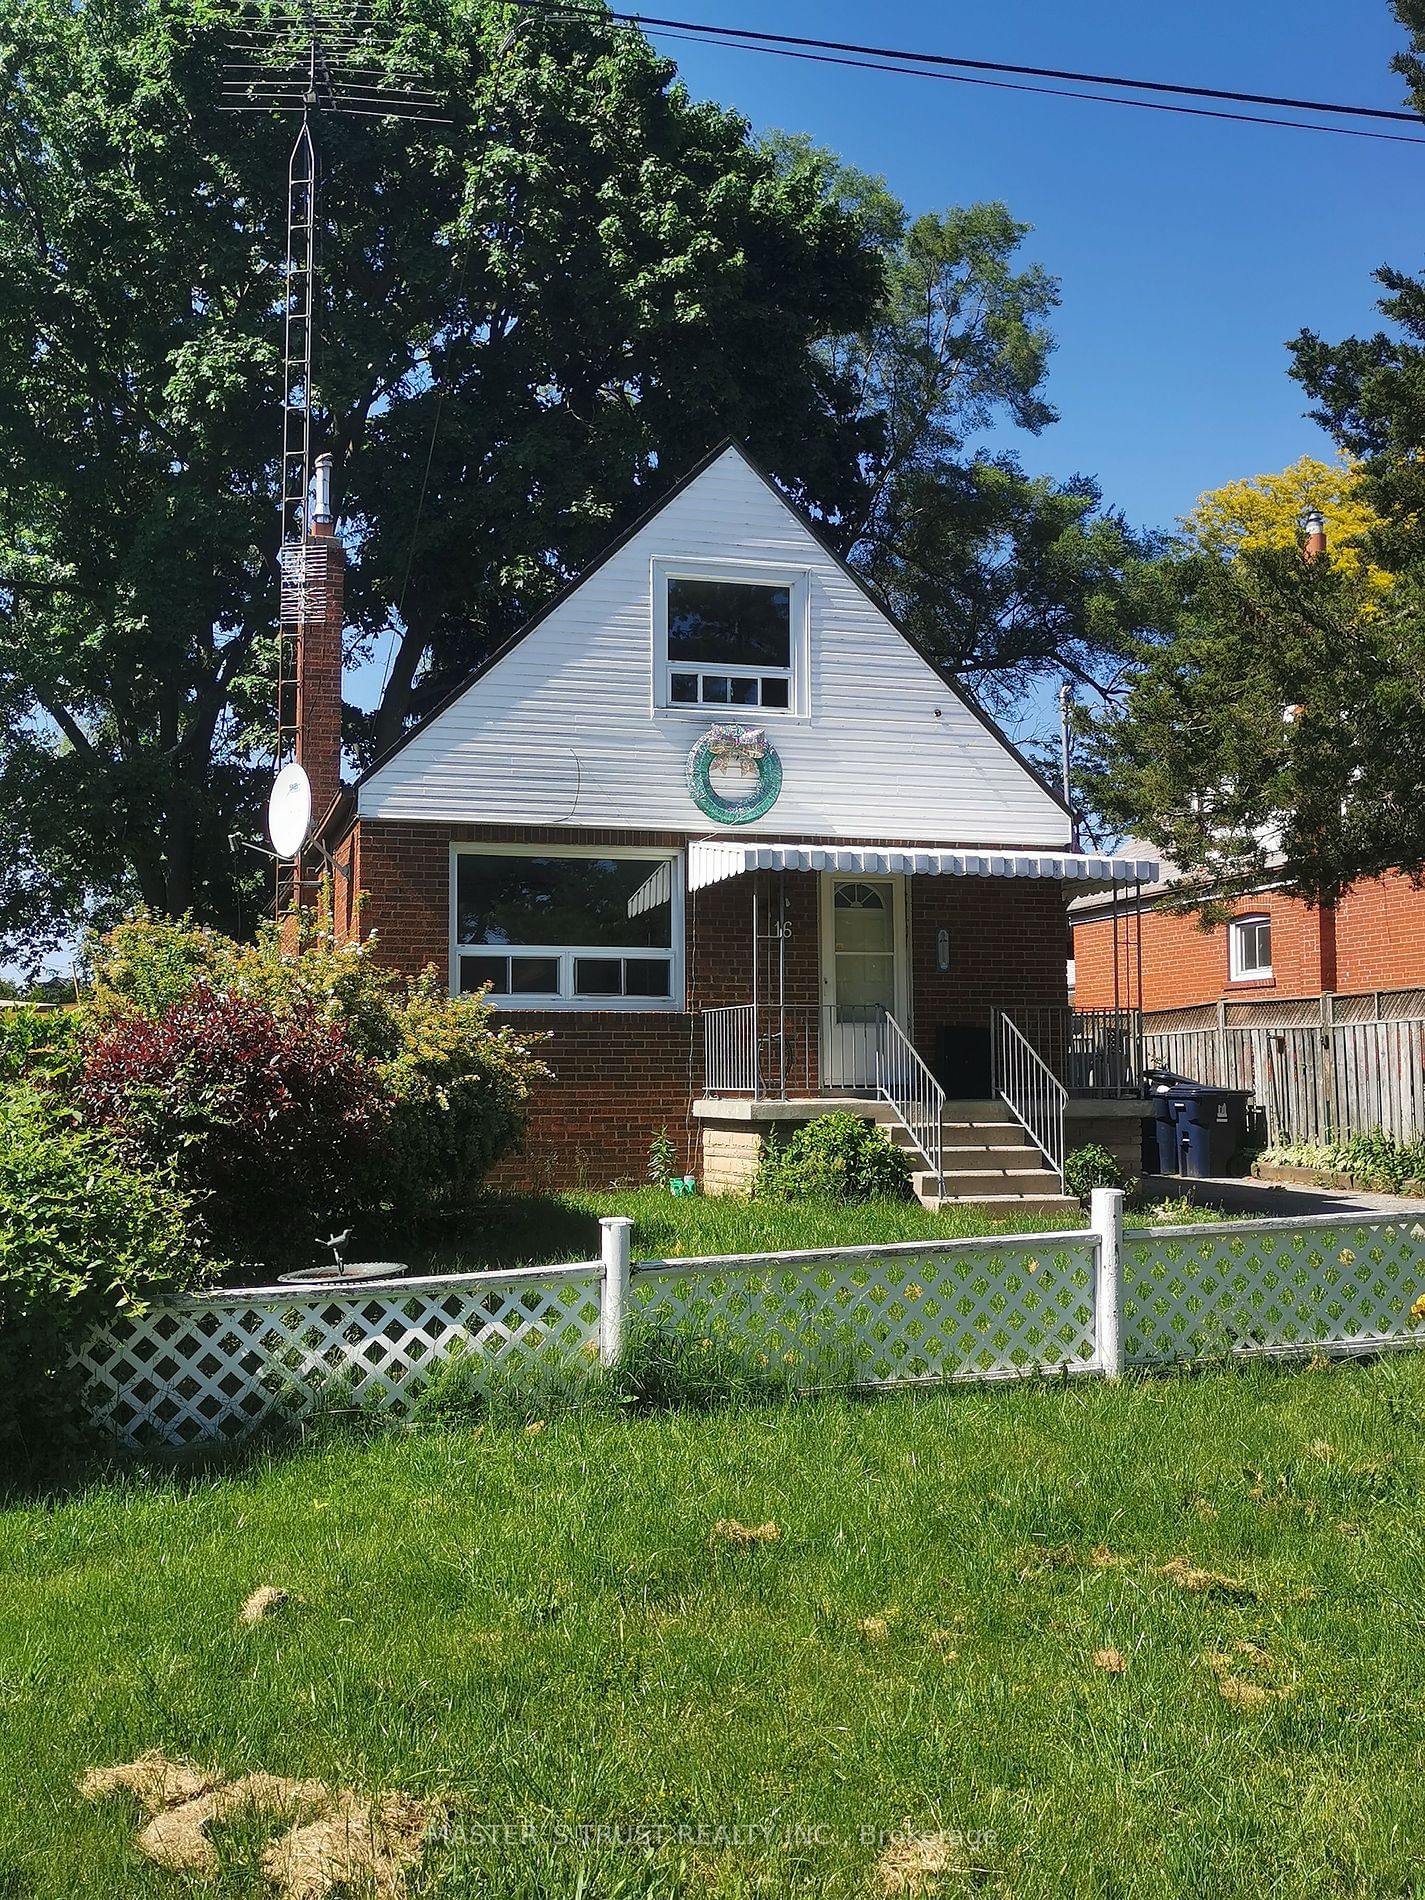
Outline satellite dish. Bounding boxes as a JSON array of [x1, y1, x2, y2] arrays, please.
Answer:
[[267, 761, 312, 859]]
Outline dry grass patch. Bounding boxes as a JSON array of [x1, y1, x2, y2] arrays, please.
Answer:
[[708, 1519, 780, 1549], [1092, 1648, 1128, 1674], [263, 1788, 432, 1900], [1203, 1641, 1294, 1710], [1161, 1557, 1256, 1600], [238, 1586, 290, 1625], [874, 1827, 979, 1895], [79, 1751, 215, 1812], [79, 1753, 436, 1897]]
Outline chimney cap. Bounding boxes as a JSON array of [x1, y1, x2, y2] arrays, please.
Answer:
[[311, 453, 334, 531]]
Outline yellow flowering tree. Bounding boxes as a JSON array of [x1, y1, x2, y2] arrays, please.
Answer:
[[1184, 456, 1389, 594]]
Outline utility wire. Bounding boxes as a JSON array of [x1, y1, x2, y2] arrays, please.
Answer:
[[513, 0, 1422, 124], [506, 0, 1425, 145], [645, 24, 1425, 147]]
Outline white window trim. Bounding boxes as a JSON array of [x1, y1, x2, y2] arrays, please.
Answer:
[[448, 842, 685, 1012], [1229, 913, 1273, 983], [650, 555, 811, 719]]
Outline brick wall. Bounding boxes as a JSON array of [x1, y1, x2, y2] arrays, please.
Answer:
[[910, 877, 1069, 1041], [346, 821, 768, 1184], [1328, 871, 1425, 992], [1072, 870, 1425, 1011], [340, 820, 1070, 1184]]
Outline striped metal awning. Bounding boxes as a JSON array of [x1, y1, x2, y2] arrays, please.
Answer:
[[687, 840, 1158, 892]]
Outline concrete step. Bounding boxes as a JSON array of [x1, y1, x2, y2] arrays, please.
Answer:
[[884, 1125, 1036, 1155], [913, 1162, 1063, 1193], [919, 1191, 1081, 1216], [940, 1098, 1014, 1121], [939, 1141, 1041, 1166], [923, 1164, 1061, 1192]]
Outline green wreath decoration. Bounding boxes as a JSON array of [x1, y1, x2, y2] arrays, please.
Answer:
[[686, 724, 783, 824]]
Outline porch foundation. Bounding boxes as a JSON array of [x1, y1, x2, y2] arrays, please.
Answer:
[[695, 1096, 886, 1196], [1064, 1099, 1151, 1185]]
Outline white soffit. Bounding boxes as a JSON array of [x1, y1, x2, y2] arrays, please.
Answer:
[[687, 840, 1159, 892]]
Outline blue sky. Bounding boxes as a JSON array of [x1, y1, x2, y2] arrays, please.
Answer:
[[639, 0, 1415, 536]]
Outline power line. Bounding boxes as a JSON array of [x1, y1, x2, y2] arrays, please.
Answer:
[[506, 0, 1425, 145], [644, 23, 1425, 147]]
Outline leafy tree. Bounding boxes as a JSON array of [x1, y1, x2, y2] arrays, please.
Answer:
[[1288, 2, 1425, 576], [1081, 1, 1425, 908], [0, 0, 880, 961], [773, 138, 1157, 710], [0, 1, 1145, 962], [1078, 461, 1416, 906]]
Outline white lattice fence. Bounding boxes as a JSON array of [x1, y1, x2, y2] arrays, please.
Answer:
[[72, 1205, 1425, 1450], [75, 1265, 603, 1449], [634, 1236, 1100, 1388], [1123, 1214, 1425, 1364]]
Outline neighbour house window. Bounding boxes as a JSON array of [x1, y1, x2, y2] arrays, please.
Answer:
[[654, 563, 807, 713], [452, 850, 680, 1007], [1229, 914, 1272, 981]]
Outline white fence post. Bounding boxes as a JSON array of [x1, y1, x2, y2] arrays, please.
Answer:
[[1091, 1187, 1125, 1380], [600, 1217, 633, 1369]]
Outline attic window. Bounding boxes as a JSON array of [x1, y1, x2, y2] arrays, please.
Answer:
[[654, 562, 807, 714]]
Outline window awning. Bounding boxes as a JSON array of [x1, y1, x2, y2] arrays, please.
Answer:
[[688, 840, 1158, 892]]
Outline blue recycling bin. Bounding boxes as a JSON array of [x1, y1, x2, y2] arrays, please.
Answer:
[[1150, 1094, 1180, 1174], [1143, 1068, 1191, 1175], [1171, 1085, 1254, 1178]]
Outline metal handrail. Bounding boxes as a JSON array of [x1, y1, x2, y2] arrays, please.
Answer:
[[994, 1011, 1067, 1182], [1002, 1005, 1144, 1098], [701, 1001, 945, 1187], [875, 1009, 944, 1191]]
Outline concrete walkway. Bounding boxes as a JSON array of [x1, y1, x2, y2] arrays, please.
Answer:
[[1140, 1172, 1425, 1220]]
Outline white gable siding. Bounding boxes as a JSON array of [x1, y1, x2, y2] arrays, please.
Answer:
[[359, 448, 1071, 847]]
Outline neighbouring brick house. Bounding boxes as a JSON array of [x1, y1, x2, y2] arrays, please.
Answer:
[[1071, 846, 1425, 1014], [289, 441, 1153, 1201]]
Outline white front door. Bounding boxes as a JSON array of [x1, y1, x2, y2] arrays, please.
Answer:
[[819, 874, 907, 1088]]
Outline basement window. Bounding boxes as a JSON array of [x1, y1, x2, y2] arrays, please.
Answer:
[[451, 848, 681, 1009], [654, 561, 807, 714], [1229, 914, 1272, 982]]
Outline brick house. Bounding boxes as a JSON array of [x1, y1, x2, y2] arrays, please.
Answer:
[[291, 442, 1153, 1202], [1071, 846, 1425, 1014]]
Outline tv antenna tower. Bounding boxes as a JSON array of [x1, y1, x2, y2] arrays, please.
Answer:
[[220, 4, 447, 858]]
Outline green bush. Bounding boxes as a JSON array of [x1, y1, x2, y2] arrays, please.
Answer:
[[0, 1006, 81, 1085], [756, 1111, 911, 1203], [647, 1127, 678, 1187], [0, 1085, 203, 1463], [1063, 1143, 1127, 1201], [83, 912, 549, 1260], [375, 985, 548, 1226]]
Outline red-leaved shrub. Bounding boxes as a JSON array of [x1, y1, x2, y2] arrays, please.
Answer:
[[79, 983, 387, 1267]]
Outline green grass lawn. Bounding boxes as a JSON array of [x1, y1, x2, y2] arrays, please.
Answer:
[[411, 1186, 1211, 1276], [7, 1354, 1425, 1897]]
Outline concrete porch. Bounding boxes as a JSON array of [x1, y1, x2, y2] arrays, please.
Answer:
[[694, 1094, 1097, 1213], [695, 1094, 1150, 1212]]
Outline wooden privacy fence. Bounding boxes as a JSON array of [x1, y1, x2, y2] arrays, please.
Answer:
[[1142, 1007, 1425, 1148], [75, 1201, 1425, 1448]]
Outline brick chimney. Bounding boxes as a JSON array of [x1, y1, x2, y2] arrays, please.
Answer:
[[1302, 508, 1327, 562], [295, 452, 345, 825]]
